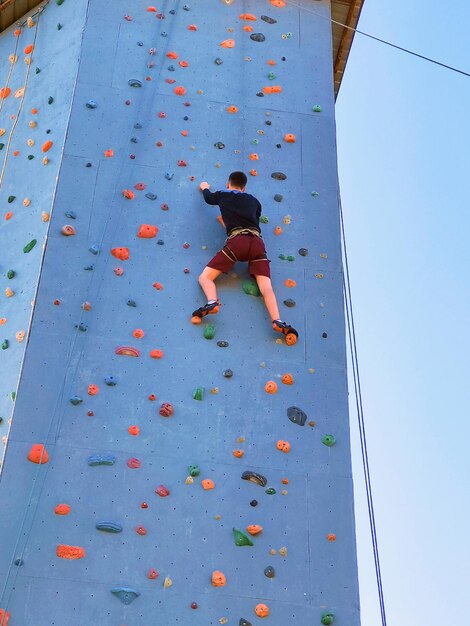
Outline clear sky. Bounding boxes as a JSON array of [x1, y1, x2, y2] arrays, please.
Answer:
[[335, 1, 470, 624]]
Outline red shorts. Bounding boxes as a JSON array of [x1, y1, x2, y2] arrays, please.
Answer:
[[207, 234, 271, 278]]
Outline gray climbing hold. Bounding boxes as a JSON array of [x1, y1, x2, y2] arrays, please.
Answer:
[[167, 65, 175, 72], [86, 100, 97, 109], [223, 369, 233, 378], [161, 31, 167, 37], [214, 142, 225, 149], [65, 211, 76, 219], [287, 406, 307, 426], [128, 79, 142, 88], [298, 248, 308, 256], [145, 192, 157, 200], [284, 298, 296, 307], [261, 15, 277, 24], [250, 33, 266, 42], [182, 4, 190, 10], [256, 92, 265, 97], [110, 587, 140, 605], [96, 521, 123, 533], [137, 41, 143, 47], [239, 619, 253, 626], [69, 396, 82, 406], [217, 341, 229, 348], [165, 173, 174, 180], [76, 323, 88, 332], [274, 194, 283, 202], [264, 566, 275, 578], [127, 300, 137, 307], [83, 265, 94, 271], [271, 172, 287, 180], [104, 376, 117, 386], [88, 454, 116, 466], [242, 471, 267, 487], [134, 122, 142, 129], [215, 58, 223, 65], [88, 244, 100, 255], [130, 137, 138, 143]]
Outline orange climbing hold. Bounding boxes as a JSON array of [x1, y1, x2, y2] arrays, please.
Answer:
[[211, 571, 226, 587], [220, 39, 235, 48], [87, 385, 99, 396], [5, 212, 12, 221], [270, 0, 286, 6], [263, 85, 282, 94], [42, 140, 53, 152], [133, 329, 145, 339], [255, 604, 270, 618], [284, 278, 297, 288], [267, 59, 276, 66], [56, 545, 85, 560], [150, 349, 164, 359], [14, 28, 21, 36], [246, 525, 263, 536], [281, 477, 289, 484], [201, 479, 215, 490], [122, 189, 135, 199], [274, 226, 283, 236], [104, 149, 114, 157], [0, 87, 11, 99], [284, 134, 296, 143], [137, 224, 158, 238], [281, 373, 294, 385], [264, 381, 278, 394], [111, 247, 130, 260], [233, 449, 244, 458], [0, 319, 7, 326], [153, 282, 164, 290], [61, 225, 76, 236], [191, 316, 202, 325], [166, 51, 178, 59], [174, 86, 186, 96], [249, 153, 259, 161], [27, 444, 49, 464], [179, 60, 189, 67], [249, 169, 258, 176], [276, 440, 291, 453], [0, 609, 11, 625], [181, 130, 188, 136], [188, 24, 198, 31], [239, 13, 257, 20], [128, 425, 140, 436], [24, 44, 34, 54], [54, 504, 71, 515], [227, 105, 238, 113], [243, 25, 254, 32], [147, 6, 157, 11], [327, 533, 337, 542]]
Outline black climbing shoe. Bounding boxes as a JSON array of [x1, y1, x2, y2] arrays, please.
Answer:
[[192, 300, 220, 318], [272, 320, 298, 345]]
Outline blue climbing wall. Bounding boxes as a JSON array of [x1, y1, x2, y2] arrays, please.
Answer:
[[0, 0, 88, 462], [0, 1, 360, 625]]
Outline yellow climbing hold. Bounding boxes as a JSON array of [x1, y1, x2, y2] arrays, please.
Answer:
[[42, 157, 49, 165], [320, 253, 328, 259], [8, 54, 18, 64], [27, 138, 35, 147], [29, 121, 37, 128], [185, 476, 194, 485], [27, 16, 35, 27], [163, 576, 172, 589], [23, 198, 30, 207], [0, 129, 5, 136], [14, 88, 25, 98], [315, 273, 324, 279], [16, 331, 25, 342], [5, 288, 14, 298], [279, 546, 288, 557], [41, 212, 50, 222], [283, 214, 291, 225]]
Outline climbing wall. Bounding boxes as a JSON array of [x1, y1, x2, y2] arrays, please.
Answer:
[[0, 1, 360, 625], [0, 0, 88, 461]]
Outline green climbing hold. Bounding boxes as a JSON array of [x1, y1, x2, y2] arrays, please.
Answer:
[[23, 240, 37, 253], [7, 270, 15, 279], [260, 215, 269, 224], [268, 71, 276, 80], [287, 255, 295, 262], [322, 434, 336, 447], [11, 391, 16, 401], [35, 67, 41, 74], [188, 464, 200, 477], [1, 340, 9, 350], [48, 96, 54, 104], [232, 528, 254, 547], [311, 191, 319, 197], [0, 143, 4, 150], [28, 155, 34, 160], [321, 613, 335, 625], [242, 280, 261, 297], [56, 0, 65, 4], [265, 487, 276, 495], [279, 254, 287, 260], [7, 196, 15, 203], [57, 23, 62, 30], [203, 324, 215, 340], [313, 104, 322, 113], [192, 387, 205, 401]]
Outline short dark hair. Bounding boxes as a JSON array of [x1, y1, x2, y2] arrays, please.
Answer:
[[228, 171, 247, 189]]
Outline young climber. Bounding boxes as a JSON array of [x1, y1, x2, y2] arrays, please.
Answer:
[[192, 171, 298, 345]]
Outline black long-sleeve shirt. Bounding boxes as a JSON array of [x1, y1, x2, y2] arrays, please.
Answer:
[[202, 189, 262, 236]]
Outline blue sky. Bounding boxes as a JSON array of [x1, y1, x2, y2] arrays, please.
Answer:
[[335, 1, 470, 624]]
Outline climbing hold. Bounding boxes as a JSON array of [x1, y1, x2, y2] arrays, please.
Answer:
[[246, 525, 263, 536], [274, 194, 283, 202], [86, 100, 97, 109], [87, 454, 115, 466], [135, 525, 147, 535], [265, 487, 276, 495], [174, 86, 187, 96], [217, 340, 229, 347], [242, 280, 261, 297], [287, 406, 307, 426], [42, 140, 53, 152], [233, 449, 244, 458], [192, 387, 205, 401], [150, 349, 164, 359], [264, 565, 275, 578], [201, 479, 215, 490], [146, 192, 158, 200], [132, 329, 145, 339], [263, 85, 282, 94], [54, 504, 71, 515], [159, 402, 174, 417], [211, 571, 226, 587], [27, 444, 49, 464], [163, 576, 172, 589], [23, 239, 37, 253], [215, 58, 223, 65], [281, 373, 294, 385], [110, 588, 140, 605], [96, 521, 123, 533], [239, 620, 252, 626], [321, 614, 335, 625], [274, 226, 283, 236], [148, 568, 159, 579], [313, 104, 322, 112], [255, 604, 270, 618], [214, 142, 225, 149], [271, 171, 287, 180], [284, 278, 297, 287], [69, 396, 82, 406], [115, 346, 140, 357], [250, 33, 266, 42], [284, 298, 296, 307], [276, 440, 291, 453], [56, 545, 85, 560], [220, 39, 235, 48], [322, 434, 336, 447], [128, 79, 142, 88], [156, 485, 170, 497], [327, 534, 337, 542], [188, 465, 200, 477], [227, 105, 238, 113], [128, 425, 140, 436], [242, 471, 267, 487], [203, 325, 216, 340], [223, 369, 233, 378], [122, 189, 135, 199], [322, 332, 328, 338], [233, 528, 254, 547], [284, 133, 296, 143], [87, 384, 99, 395], [298, 248, 308, 256], [264, 381, 278, 394], [127, 457, 141, 469], [111, 247, 130, 260], [261, 15, 277, 24], [24, 44, 34, 54], [126, 299, 137, 307], [61, 225, 76, 236]]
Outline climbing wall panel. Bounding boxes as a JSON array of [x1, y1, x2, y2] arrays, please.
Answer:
[[0, 0, 88, 460], [0, 1, 360, 625]]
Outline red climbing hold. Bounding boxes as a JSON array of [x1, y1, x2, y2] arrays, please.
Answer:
[[155, 485, 170, 497], [127, 457, 141, 469], [56, 545, 85, 559], [134, 182, 146, 190], [137, 224, 158, 238], [166, 51, 178, 59], [0, 87, 11, 99], [159, 402, 174, 417], [135, 526, 147, 535], [150, 349, 164, 359], [174, 86, 187, 96], [54, 504, 71, 515], [24, 44, 34, 54], [188, 24, 198, 31], [27, 444, 49, 464], [0, 609, 11, 625], [111, 247, 130, 261], [115, 346, 140, 357], [153, 282, 164, 290], [148, 568, 159, 579], [122, 189, 135, 199]]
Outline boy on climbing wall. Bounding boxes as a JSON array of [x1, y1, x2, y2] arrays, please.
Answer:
[[192, 171, 298, 345]]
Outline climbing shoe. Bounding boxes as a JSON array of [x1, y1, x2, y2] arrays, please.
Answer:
[[272, 320, 298, 346], [192, 300, 220, 318]]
